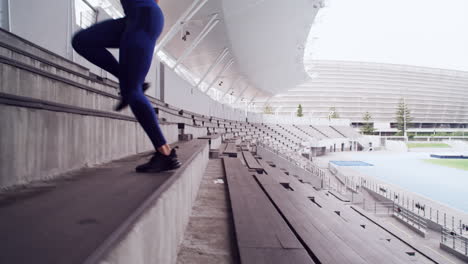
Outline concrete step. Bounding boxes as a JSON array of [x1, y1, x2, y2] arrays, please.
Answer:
[[0, 58, 134, 118], [0, 43, 219, 127], [0, 139, 210, 264], [0, 29, 164, 118], [0, 27, 90, 76], [0, 98, 179, 189], [176, 158, 238, 263]]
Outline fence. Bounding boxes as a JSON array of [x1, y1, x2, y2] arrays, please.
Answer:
[[441, 228, 468, 257], [258, 141, 468, 243], [358, 199, 394, 215], [257, 140, 468, 258], [361, 178, 467, 236]]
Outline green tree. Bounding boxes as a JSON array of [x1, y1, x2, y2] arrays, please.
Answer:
[[329, 107, 340, 119], [263, 104, 274, 115], [395, 98, 412, 136], [361, 111, 376, 135], [297, 104, 304, 117]]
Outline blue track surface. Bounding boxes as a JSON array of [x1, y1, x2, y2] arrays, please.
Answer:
[[350, 152, 468, 213]]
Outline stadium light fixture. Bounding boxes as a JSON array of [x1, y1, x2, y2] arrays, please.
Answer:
[[154, 0, 210, 55], [196, 48, 229, 88], [173, 14, 220, 69]]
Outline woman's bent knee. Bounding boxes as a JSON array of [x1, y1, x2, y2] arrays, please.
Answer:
[[71, 31, 83, 51]]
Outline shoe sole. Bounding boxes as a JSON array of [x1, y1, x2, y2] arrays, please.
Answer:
[[135, 162, 182, 173]]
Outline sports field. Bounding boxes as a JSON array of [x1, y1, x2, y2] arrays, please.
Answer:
[[407, 143, 451, 148], [424, 159, 468, 171], [339, 152, 468, 212]]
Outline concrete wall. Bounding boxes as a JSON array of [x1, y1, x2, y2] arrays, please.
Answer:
[[0, 31, 180, 189], [164, 66, 263, 122], [100, 143, 209, 264], [0, 105, 178, 189], [10, 0, 73, 59], [385, 140, 408, 152], [0, 0, 9, 30]]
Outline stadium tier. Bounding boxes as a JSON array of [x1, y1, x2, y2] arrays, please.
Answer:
[[1, 2, 467, 264], [264, 60, 468, 132]]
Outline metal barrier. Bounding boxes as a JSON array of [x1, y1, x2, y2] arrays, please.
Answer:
[[441, 228, 468, 257], [358, 199, 394, 215], [360, 178, 467, 235], [393, 203, 428, 231]]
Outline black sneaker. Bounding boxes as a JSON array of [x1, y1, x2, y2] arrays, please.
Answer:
[[114, 82, 150, 112], [135, 149, 182, 173]]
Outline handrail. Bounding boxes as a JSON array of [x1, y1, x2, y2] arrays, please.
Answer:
[[441, 228, 468, 256]]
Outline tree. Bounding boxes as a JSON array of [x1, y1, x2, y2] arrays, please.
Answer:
[[395, 98, 412, 137], [296, 104, 304, 117], [263, 104, 274, 115], [361, 111, 376, 135], [329, 107, 340, 119]]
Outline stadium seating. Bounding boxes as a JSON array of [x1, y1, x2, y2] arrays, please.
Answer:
[[222, 147, 439, 264], [0, 27, 380, 264]]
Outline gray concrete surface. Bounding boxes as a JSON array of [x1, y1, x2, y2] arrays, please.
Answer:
[[99, 142, 210, 264], [176, 158, 238, 264], [0, 104, 178, 189]]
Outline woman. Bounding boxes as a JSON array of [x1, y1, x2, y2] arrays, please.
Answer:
[[72, 0, 181, 173]]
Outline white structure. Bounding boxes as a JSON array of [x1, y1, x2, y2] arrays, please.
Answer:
[[261, 60, 468, 131]]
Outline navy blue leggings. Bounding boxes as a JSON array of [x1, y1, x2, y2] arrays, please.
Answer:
[[72, 1, 167, 149]]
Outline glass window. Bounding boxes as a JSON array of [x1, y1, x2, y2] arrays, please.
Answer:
[[75, 0, 97, 29], [0, 0, 9, 30]]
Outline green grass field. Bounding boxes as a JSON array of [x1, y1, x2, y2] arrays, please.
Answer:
[[407, 143, 451, 148], [424, 159, 468, 171]]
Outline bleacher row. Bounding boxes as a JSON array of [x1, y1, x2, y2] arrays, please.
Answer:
[[222, 145, 439, 264], [1, 27, 367, 264]]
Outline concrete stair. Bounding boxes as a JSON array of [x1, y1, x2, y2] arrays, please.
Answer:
[[0, 139, 210, 264]]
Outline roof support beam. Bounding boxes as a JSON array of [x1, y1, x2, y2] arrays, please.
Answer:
[[248, 91, 260, 105], [196, 48, 229, 88], [172, 13, 220, 69], [233, 84, 249, 104], [221, 76, 242, 101], [204, 59, 235, 94], [154, 0, 210, 55]]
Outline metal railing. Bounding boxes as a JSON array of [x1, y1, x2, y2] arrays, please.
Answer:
[[361, 178, 467, 237], [441, 228, 468, 257], [393, 203, 428, 231], [357, 197, 428, 231], [358, 199, 394, 215]]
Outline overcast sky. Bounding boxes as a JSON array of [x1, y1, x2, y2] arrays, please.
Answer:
[[305, 0, 468, 71]]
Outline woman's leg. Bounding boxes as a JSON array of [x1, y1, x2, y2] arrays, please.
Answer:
[[71, 18, 126, 78], [119, 6, 167, 150], [120, 6, 180, 172]]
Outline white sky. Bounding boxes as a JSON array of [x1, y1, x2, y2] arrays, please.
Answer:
[[305, 0, 468, 71]]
